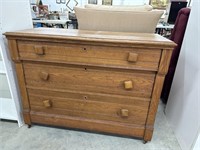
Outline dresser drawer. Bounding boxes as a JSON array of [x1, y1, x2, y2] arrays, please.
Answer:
[[18, 41, 161, 71], [24, 63, 155, 98], [28, 89, 149, 125]]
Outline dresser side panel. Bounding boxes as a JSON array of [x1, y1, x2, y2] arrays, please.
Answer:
[[144, 49, 173, 141], [7, 39, 20, 62]]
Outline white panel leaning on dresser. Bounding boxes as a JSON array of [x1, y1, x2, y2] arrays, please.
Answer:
[[0, 0, 33, 126]]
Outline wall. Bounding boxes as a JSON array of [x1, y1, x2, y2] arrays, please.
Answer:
[[165, 0, 200, 150], [193, 132, 200, 150]]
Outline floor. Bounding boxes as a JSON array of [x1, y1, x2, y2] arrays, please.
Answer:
[[0, 102, 181, 150]]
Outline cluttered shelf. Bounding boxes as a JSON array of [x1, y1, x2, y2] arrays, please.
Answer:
[[156, 22, 174, 37], [31, 3, 78, 29]]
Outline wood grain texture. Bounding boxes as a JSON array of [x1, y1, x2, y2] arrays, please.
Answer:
[[17, 41, 161, 71], [29, 94, 149, 125], [23, 63, 155, 98], [5, 28, 175, 141], [143, 49, 173, 141], [34, 45, 45, 55], [30, 112, 145, 138], [158, 49, 173, 75], [144, 74, 165, 141], [7, 39, 31, 124], [128, 52, 138, 62], [4, 28, 176, 48], [15, 63, 31, 125], [27, 88, 150, 105], [7, 40, 20, 62]]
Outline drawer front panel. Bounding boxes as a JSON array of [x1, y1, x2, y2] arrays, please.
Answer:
[[24, 63, 155, 98], [30, 113, 146, 138], [28, 89, 150, 125], [18, 41, 161, 71]]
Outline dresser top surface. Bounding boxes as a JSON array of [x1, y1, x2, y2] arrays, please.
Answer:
[[5, 28, 176, 48]]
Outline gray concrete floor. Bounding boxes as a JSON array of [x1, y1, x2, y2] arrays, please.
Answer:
[[0, 102, 181, 150]]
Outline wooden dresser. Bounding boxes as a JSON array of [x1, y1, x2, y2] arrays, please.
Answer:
[[5, 28, 175, 142]]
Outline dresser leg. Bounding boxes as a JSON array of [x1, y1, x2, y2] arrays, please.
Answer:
[[143, 140, 148, 144], [27, 124, 32, 128]]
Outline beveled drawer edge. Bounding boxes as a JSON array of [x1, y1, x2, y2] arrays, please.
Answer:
[[21, 58, 158, 72], [30, 111, 146, 128], [12, 36, 176, 49], [26, 86, 151, 102]]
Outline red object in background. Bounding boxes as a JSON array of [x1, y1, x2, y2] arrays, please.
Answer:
[[161, 8, 191, 104]]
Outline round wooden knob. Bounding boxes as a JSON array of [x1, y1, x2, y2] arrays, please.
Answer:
[[120, 109, 129, 117], [43, 100, 52, 108], [39, 71, 49, 81], [124, 80, 133, 90]]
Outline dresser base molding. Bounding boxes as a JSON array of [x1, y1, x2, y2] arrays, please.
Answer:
[[23, 112, 31, 125], [30, 112, 146, 138], [5, 28, 176, 142]]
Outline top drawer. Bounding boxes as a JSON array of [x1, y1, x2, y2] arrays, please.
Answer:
[[17, 41, 161, 71]]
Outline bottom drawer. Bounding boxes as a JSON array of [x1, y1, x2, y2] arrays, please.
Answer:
[[28, 88, 150, 125], [30, 112, 146, 138]]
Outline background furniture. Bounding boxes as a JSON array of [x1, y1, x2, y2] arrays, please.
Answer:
[[67, 12, 78, 29], [66, 19, 78, 29], [161, 8, 191, 103], [165, 1, 188, 24], [0, 0, 33, 126], [74, 5, 163, 33], [32, 19, 69, 28], [5, 28, 175, 142], [156, 23, 174, 37]]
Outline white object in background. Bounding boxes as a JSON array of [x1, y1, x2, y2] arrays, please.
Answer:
[[0, 45, 18, 121], [165, 1, 200, 150], [193, 130, 200, 150], [59, 11, 69, 20], [0, 0, 33, 127], [0, 60, 6, 74]]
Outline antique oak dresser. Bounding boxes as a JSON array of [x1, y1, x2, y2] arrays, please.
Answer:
[[5, 28, 175, 142]]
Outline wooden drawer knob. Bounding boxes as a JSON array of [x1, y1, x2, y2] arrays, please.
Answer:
[[43, 100, 52, 108], [39, 71, 49, 81], [34, 46, 45, 55], [120, 109, 129, 117], [127, 52, 138, 62], [124, 80, 133, 90]]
